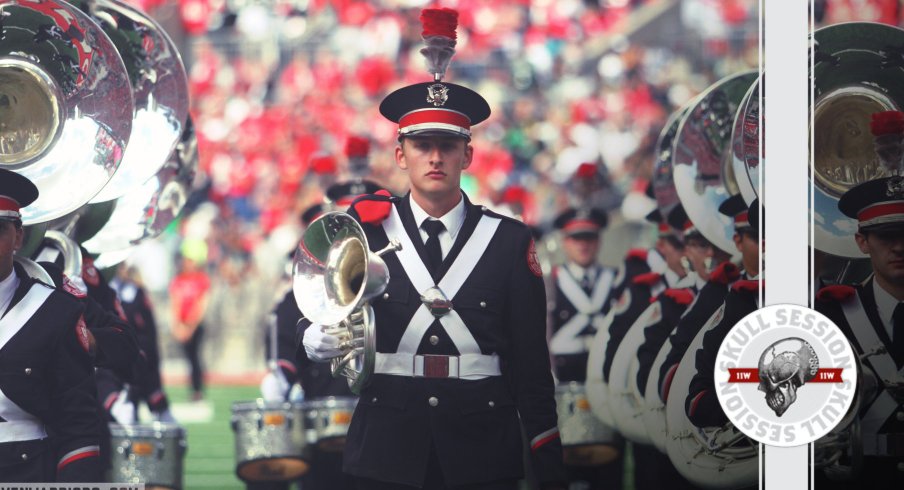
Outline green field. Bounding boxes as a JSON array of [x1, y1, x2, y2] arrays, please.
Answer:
[[169, 384, 259, 489]]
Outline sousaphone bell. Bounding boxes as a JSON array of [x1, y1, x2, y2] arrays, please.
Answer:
[[0, 0, 133, 224], [293, 212, 400, 394]]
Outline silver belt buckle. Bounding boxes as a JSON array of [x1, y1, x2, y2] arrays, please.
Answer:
[[421, 286, 452, 317]]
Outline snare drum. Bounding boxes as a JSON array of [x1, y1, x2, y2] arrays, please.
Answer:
[[555, 382, 622, 466], [231, 400, 309, 481], [301, 397, 357, 452], [108, 422, 187, 490]]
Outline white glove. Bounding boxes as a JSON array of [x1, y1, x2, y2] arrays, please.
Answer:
[[303, 323, 344, 362], [260, 369, 291, 401], [152, 409, 178, 424], [109, 389, 136, 424]]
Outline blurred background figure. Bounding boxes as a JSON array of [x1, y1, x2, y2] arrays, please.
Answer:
[[170, 252, 212, 402]]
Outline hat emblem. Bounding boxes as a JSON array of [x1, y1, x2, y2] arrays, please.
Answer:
[[885, 176, 904, 198], [426, 83, 449, 107]]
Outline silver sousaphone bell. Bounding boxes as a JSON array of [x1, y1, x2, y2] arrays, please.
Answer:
[[672, 71, 757, 260], [812, 22, 904, 258], [293, 212, 401, 394], [0, 0, 133, 224], [72, 0, 190, 204]]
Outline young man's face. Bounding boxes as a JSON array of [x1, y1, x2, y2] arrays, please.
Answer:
[[0, 220, 24, 279], [684, 235, 716, 281], [656, 235, 686, 275], [856, 229, 904, 286], [395, 135, 473, 199], [563, 234, 600, 268], [734, 230, 761, 276]]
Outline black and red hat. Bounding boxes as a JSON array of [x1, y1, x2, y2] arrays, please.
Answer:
[[325, 180, 384, 208], [554, 208, 608, 238], [379, 8, 490, 140], [718, 194, 752, 232], [666, 204, 699, 239], [0, 169, 38, 222], [838, 176, 904, 231]]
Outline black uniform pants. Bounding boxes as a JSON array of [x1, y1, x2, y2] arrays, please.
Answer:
[[181, 325, 205, 395], [354, 443, 518, 490]]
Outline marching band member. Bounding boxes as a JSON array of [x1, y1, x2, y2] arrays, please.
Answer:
[[0, 169, 104, 481], [815, 177, 904, 487], [685, 200, 763, 429], [656, 194, 757, 406], [548, 207, 624, 489], [299, 8, 566, 489]]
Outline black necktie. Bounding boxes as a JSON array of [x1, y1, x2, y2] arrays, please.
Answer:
[[422, 219, 446, 274], [580, 271, 594, 295], [893, 303, 904, 368]]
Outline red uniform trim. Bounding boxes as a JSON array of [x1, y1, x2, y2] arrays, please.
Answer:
[[816, 284, 856, 302], [399, 109, 470, 133]]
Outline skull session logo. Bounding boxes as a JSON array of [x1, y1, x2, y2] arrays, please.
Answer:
[[714, 304, 857, 446]]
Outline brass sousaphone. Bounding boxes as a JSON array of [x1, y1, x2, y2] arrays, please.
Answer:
[[293, 212, 400, 394], [0, 0, 133, 224]]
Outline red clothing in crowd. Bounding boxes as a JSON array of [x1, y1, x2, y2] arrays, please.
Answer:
[[170, 270, 211, 325]]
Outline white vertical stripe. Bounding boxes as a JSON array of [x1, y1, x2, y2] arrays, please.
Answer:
[[764, 0, 811, 489]]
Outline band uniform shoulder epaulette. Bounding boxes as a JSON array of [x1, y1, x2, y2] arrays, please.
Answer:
[[625, 248, 648, 262], [632, 272, 662, 287], [730, 279, 762, 294], [815, 284, 856, 303], [661, 288, 695, 305], [349, 189, 395, 224], [709, 262, 741, 285]]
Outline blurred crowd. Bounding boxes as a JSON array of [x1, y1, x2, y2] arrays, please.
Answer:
[[115, 0, 900, 380]]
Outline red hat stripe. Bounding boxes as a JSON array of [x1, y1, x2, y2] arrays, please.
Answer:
[[857, 201, 904, 225], [734, 211, 750, 227], [658, 223, 671, 233], [399, 108, 471, 135], [0, 196, 21, 218], [563, 219, 600, 232]]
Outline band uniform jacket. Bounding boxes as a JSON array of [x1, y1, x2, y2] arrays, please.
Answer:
[[634, 286, 697, 396], [686, 279, 761, 428], [603, 267, 693, 383], [0, 263, 103, 481], [656, 263, 741, 403], [548, 263, 615, 382], [814, 278, 904, 488], [277, 289, 353, 398], [111, 278, 168, 410], [297, 193, 566, 487]]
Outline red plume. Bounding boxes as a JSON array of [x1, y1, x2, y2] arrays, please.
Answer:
[[420, 8, 458, 39], [870, 111, 904, 136], [575, 163, 597, 179], [345, 136, 370, 158]]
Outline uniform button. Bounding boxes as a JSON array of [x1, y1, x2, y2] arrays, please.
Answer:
[[559, 311, 569, 319], [488, 401, 495, 408], [480, 301, 487, 308], [383, 293, 389, 300], [429, 335, 439, 345], [371, 397, 378, 403], [428, 396, 439, 407], [21, 453, 27, 461], [480, 206, 488, 211], [897, 411, 904, 422], [24, 368, 31, 375]]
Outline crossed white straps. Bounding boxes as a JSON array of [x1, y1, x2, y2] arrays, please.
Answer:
[[549, 266, 613, 355], [375, 205, 502, 380], [841, 291, 904, 456], [0, 281, 52, 443]]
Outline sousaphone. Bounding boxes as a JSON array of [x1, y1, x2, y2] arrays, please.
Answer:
[[72, 0, 190, 203], [672, 71, 757, 259], [0, 0, 133, 224], [82, 116, 198, 254], [293, 212, 400, 394], [664, 306, 759, 489], [811, 22, 904, 277]]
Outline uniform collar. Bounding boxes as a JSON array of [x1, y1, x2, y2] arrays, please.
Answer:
[[409, 192, 467, 241], [871, 277, 898, 331], [565, 262, 597, 282], [0, 265, 21, 317]]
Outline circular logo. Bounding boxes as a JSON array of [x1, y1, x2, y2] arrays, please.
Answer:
[[714, 304, 857, 447]]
